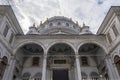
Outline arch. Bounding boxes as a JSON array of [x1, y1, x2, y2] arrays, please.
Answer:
[[33, 72, 42, 78], [13, 41, 45, 55], [114, 55, 120, 62], [81, 72, 87, 77], [46, 41, 76, 54], [90, 72, 99, 79], [81, 72, 87, 80], [22, 72, 31, 78], [77, 40, 107, 54], [90, 72, 99, 77], [2, 56, 8, 64]]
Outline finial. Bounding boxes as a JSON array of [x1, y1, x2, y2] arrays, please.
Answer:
[[70, 18, 72, 21], [40, 21, 42, 25], [33, 23, 35, 27], [83, 22, 85, 26], [76, 21, 78, 24]]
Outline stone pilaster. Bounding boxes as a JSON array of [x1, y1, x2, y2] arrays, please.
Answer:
[[3, 56, 16, 80], [105, 56, 120, 80]]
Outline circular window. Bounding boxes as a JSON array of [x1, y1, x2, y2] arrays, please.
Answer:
[[57, 22, 61, 26], [73, 25, 75, 29], [66, 23, 69, 27]]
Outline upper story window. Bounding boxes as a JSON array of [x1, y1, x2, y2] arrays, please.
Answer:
[[66, 23, 69, 27], [3, 25, 9, 37], [57, 22, 61, 26], [107, 32, 112, 43], [81, 56, 88, 66], [112, 24, 119, 37], [32, 57, 40, 66]]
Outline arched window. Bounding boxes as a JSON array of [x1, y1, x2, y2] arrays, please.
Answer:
[[57, 22, 61, 26], [81, 72, 87, 80], [22, 72, 31, 80], [33, 72, 42, 80], [49, 23, 53, 27], [104, 73, 109, 80], [114, 55, 120, 76], [66, 23, 69, 27], [90, 72, 99, 80], [73, 25, 75, 29], [0, 56, 8, 80]]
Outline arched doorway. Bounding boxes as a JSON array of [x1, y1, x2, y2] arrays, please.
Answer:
[[47, 43, 75, 80], [0, 56, 8, 80], [14, 43, 44, 80], [78, 43, 108, 79], [114, 55, 120, 76]]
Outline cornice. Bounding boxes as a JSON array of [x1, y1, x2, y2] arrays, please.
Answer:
[[97, 6, 120, 34], [15, 34, 106, 40], [0, 5, 24, 34]]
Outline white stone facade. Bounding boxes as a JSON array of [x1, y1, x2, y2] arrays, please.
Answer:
[[0, 5, 120, 80]]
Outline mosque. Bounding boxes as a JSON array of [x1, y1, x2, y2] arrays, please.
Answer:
[[0, 5, 120, 80]]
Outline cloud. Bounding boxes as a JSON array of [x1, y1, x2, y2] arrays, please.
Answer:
[[1, 0, 120, 34]]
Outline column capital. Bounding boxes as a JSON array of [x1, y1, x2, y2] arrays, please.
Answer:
[[105, 54, 112, 60], [75, 52, 79, 55], [43, 54, 47, 59], [75, 54, 80, 59]]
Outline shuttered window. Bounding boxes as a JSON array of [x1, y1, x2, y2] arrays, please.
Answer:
[[3, 25, 9, 37], [112, 25, 119, 37], [9, 33, 14, 43], [107, 33, 112, 43]]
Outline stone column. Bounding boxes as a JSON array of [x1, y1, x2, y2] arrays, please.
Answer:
[[105, 56, 120, 80], [42, 55, 47, 80], [109, 58, 120, 79], [112, 61, 120, 79], [3, 56, 16, 80], [75, 54, 81, 80]]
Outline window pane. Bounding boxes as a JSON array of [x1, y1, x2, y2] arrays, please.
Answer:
[[32, 57, 39, 66], [9, 33, 14, 43], [107, 33, 112, 43], [3, 25, 9, 37], [54, 60, 66, 64], [112, 25, 119, 37], [81, 57, 88, 66]]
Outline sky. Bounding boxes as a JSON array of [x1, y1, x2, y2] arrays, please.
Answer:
[[1, 0, 120, 34]]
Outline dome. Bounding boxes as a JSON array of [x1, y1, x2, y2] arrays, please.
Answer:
[[80, 24, 93, 35], [26, 16, 93, 35], [37, 16, 81, 35]]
